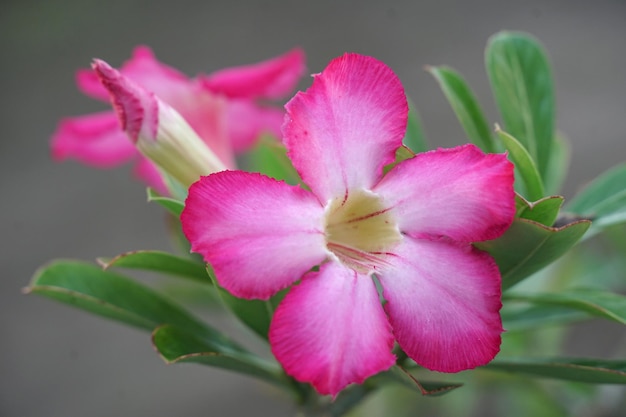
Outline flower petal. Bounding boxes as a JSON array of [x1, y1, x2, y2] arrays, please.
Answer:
[[201, 48, 305, 100], [50, 112, 136, 167], [226, 100, 284, 151], [181, 171, 327, 299], [378, 236, 503, 373], [375, 144, 515, 242], [283, 53, 408, 203], [76, 68, 109, 101], [270, 262, 395, 396]]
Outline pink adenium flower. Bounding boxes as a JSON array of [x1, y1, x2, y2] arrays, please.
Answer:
[[51, 46, 305, 193], [181, 53, 516, 396]]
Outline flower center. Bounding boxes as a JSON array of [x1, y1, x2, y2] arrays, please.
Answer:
[[324, 189, 402, 274]]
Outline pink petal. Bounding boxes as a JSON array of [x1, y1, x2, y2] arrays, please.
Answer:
[[133, 157, 168, 195], [378, 236, 503, 373], [50, 112, 137, 167], [283, 53, 408, 203], [201, 48, 305, 100], [181, 171, 327, 299], [374, 144, 515, 243], [226, 100, 284, 151], [76, 69, 109, 101], [270, 262, 395, 396]]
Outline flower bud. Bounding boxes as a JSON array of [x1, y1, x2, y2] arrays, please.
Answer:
[[92, 59, 227, 191]]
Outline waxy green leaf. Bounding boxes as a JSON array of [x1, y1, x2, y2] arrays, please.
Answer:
[[206, 267, 284, 340], [152, 324, 287, 387], [26, 261, 240, 350], [484, 358, 626, 384], [98, 250, 210, 284], [496, 128, 545, 201], [543, 133, 570, 195], [501, 304, 588, 331], [402, 99, 428, 153], [515, 194, 563, 227], [567, 163, 626, 234], [486, 31, 555, 182], [505, 288, 626, 325], [146, 188, 184, 217], [475, 218, 590, 290], [428, 66, 495, 153]]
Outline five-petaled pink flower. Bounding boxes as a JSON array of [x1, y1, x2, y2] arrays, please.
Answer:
[[51, 46, 305, 193], [181, 53, 516, 396]]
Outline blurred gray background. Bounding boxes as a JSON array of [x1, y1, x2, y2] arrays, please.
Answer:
[[2, 0, 625, 416]]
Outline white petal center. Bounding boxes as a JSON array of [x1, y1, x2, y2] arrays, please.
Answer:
[[324, 189, 402, 274]]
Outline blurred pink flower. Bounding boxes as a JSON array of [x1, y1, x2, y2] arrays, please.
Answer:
[[181, 53, 516, 395], [51, 46, 305, 192]]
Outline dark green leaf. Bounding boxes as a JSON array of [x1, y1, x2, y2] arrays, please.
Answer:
[[152, 324, 287, 387], [486, 31, 555, 181], [475, 218, 590, 290], [206, 267, 285, 340], [505, 288, 626, 325], [402, 99, 428, 153], [515, 194, 563, 226], [484, 358, 626, 384], [543, 133, 570, 195], [428, 66, 495, 153], [97, 250, 210, 284], [567, 164, 626, 234], [371, 366, 463, 397], [146, 188, 184, 217], [501, 304, 588, 331], [496, 127, 545, 201], [26, 261, 240, 350]]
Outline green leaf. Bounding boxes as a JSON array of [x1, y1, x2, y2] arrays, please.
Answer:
[[484, 358, 626, 384], [402, 99, 428, 153], [496, 127, 545, 201], [567, 163, 626, 234], [486, 31, 555, 181], [146, 188, 184, 217], [475, 218, 590, 290], [238, 135, 301, 185], [505, 288, 626, 325], [206, 267, 284, 340], [26, 260, 240, 350], [383, 145, 415, 175], [501, 304, 588, 331], [97, 250, 210, 284], [515, 194, 563, 226], [428, 66, 495, 153], [152, 324, 287, 387], [543, 133, 571, 195]]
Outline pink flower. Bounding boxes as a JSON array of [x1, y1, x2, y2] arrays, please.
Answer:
[[181, 54, 516, 396], [51, 46, 305, 192]]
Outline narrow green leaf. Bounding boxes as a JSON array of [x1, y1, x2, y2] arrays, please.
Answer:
[[484, 358, 626, 384], [544, 133, 571, 195], [567, 163, 626, 231], [505, 288, 626, 325], [501, 304, 588, 331], [206, 267, 284, 340], [146, 188, 184, 217], [486, 31, 555, 181], [152, 324, 287, 387], [383, 145, 415, 174], [402, 99, 428, 153], [238, 135, 301, 185], [97, 250, 210, 284], [26, 261, 240, 350], [428, 66, 495, 152], [496, 127, 544, 201], [372, 366, 463, 397], [515, 194, 563, 226], [475, 218, 591, 290]]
